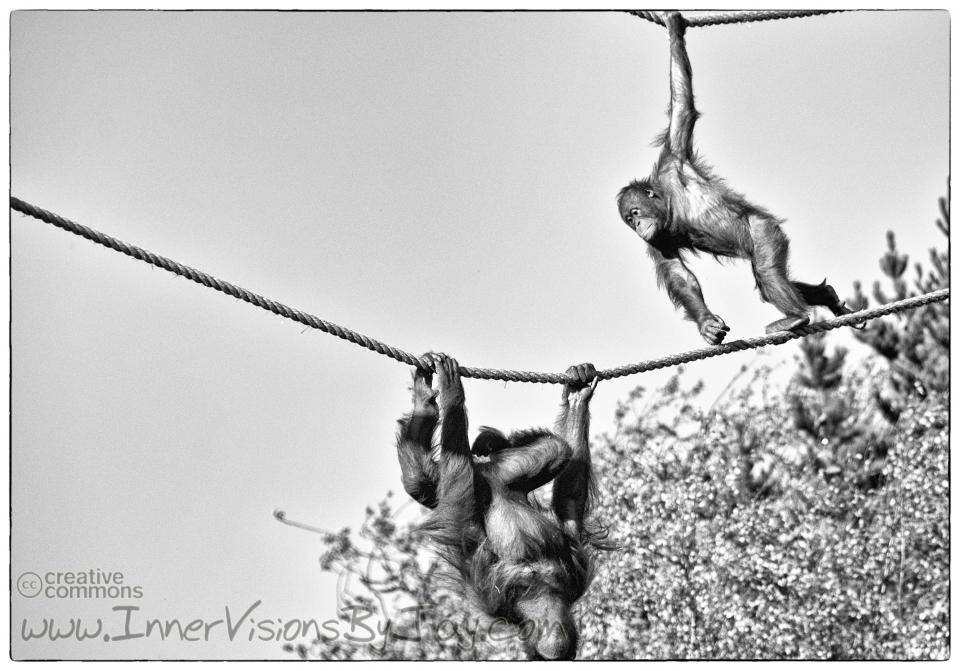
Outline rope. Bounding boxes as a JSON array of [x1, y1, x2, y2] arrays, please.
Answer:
[[12, 197, 949, 385], [596, 289, 949, 380], [628, 10, 846, 28]]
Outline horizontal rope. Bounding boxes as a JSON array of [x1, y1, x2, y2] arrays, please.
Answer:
[[628, 10, 846, 28], [12, 197, 949, 385]]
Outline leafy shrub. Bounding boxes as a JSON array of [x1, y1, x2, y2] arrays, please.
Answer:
[[581, 374, 947, 659]]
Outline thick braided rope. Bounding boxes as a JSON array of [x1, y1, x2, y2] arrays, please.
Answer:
[[628, 10, 845, 28], [597, 289, 949, 381], [12, 197, 949, 385], [12, 197, 423, 370]]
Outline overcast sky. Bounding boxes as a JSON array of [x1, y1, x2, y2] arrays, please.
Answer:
[[10, 9, 949, 659]]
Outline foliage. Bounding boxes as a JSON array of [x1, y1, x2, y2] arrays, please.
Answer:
[[283, 497, 526, 660], [846, 186, 949, 419], [787, 332, 887, 489], [581, 372, 947, 659]]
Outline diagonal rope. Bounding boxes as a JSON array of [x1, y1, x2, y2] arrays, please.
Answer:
[[11, 197, 949, 385], [596, 289, 949, 380], [628, 9, 846, 29], [11, 197, 425, 369]]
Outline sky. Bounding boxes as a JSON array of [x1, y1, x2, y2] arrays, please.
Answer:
[[9, 8, 949, 660]]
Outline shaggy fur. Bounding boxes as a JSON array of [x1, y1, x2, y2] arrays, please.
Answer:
[[395, 355, 609, 660]]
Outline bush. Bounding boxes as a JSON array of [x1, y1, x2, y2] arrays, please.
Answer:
[[581, 372, 947, 659]]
